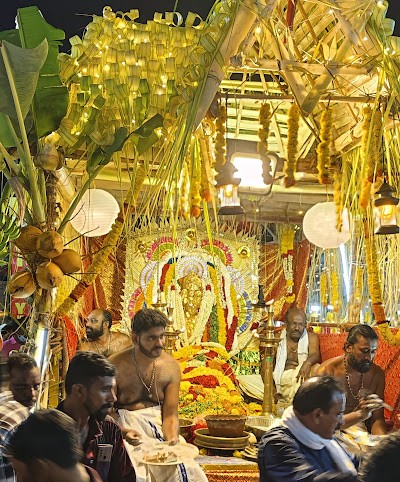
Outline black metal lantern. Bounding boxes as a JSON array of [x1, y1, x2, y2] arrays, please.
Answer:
[[215, 161, 244, 215], [373, 178, 399, 235]]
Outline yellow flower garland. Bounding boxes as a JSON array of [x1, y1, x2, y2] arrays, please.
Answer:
[[364, 220, 386, 323], [331, 271, 340, 313], [214, 103, 227, 172], [320, 271, 328, 307]]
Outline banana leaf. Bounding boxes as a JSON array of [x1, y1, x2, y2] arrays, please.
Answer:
[[17, 6, 69, 138], [131, 113, 164, 155], [0, 39, 48, 120]]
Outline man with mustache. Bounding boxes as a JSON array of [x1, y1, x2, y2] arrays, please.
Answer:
[[258, 376, 358, 482], [109, 308, 208, 482], [272, 306, 321, 404], [58, 351, 136, 482], [78, 310, 131, 358], [317, 324, 387, 435], [0, 353, 37, 482]]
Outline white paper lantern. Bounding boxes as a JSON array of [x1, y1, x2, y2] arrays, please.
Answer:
[[303, 202, 352, 248], [70, 189, 120, 237]]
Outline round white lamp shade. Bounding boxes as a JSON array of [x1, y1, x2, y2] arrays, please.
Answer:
[[70, 189, 120, 237], [303, 202, 352, 248]]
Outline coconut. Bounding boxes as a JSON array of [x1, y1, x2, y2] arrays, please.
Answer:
[[14, 226, 43, 253], [53, 249, 82, 274], [8, 270, 36, 298], [36, 231, 64, 259], [36, 261, 64, 289]]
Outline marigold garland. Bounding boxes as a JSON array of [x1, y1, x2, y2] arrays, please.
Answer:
[[317, 108, 332, 185], [377, 321, 400, 345], [363, 220, 386, 323], [214, 102, 227, 172], [284, 103, 300, 188], [320, 271, 328, 307], [331, 271, 340, 313]]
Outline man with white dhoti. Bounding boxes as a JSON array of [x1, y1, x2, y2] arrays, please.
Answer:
[[271, 307, 320, 403], [109, 308, 208, 482]]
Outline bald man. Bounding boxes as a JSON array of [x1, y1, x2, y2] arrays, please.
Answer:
[[78, 309, 131, 358], [271, 307, 320, 403]]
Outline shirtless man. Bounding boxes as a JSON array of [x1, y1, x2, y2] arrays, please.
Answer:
[[316, 324, 387, 434], [271, 307, 320, 403], [78, 309, 131, 358], [108, 308, 181, 444]]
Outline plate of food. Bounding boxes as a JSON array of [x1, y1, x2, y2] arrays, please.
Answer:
[[141, 442, 199, 466], [143, 451, 180, 466]]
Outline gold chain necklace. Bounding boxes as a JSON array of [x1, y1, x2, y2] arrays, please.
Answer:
[[133, 349, 156, 399], [286, 341, 298, 354], [344, 357, 364, 400]]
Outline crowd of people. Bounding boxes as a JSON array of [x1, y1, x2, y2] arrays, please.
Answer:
[[1, 306, 400, 482]]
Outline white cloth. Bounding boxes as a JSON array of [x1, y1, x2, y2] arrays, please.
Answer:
[[118, 406, 208, 482], [273, 329, 309, 395], [279, 406, 357, 476]]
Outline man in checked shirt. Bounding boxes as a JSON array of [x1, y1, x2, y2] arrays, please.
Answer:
[[0, 353, 40, 482]]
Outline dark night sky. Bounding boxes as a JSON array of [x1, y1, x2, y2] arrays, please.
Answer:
[[1, 1, 399, 49]]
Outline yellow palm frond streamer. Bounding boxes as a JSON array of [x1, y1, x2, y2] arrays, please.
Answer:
[[363, 220, 386, 324], [284, 103, 300, 188]]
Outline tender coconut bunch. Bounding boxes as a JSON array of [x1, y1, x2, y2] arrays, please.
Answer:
[[7, 270, 36, 298], [52, 249, 82, 274], [11, 227, 83, 297], [36, 231, 64, 258], [36, 261, 64, 290], [14, 226, 43, 253]]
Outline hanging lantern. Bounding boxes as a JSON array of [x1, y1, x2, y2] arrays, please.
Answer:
[[373, 178, 399, 235], [70, 189, 120, 237], [215, 161, 244, 215], [303, 202, 352, 248]]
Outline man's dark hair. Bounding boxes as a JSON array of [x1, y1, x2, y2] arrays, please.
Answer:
[[293, 375, 343, 415], [346, 324, 378, 346], [7, 352, 37, 374], [65, 351, 116, 394], [7, 409, 82, 468], [360, 431, 400, 482], [131, 308, 167, 334], [285, 306, 306, 324], [102, 310, 113, 329]]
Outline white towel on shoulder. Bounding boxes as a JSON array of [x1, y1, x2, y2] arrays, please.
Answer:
[[280, 406, 357, 476], [273, 329, 309, 393]]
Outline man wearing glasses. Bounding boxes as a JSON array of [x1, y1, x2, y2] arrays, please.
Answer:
[[0, 353, 40, 482], [271, 306, 321, 403]]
